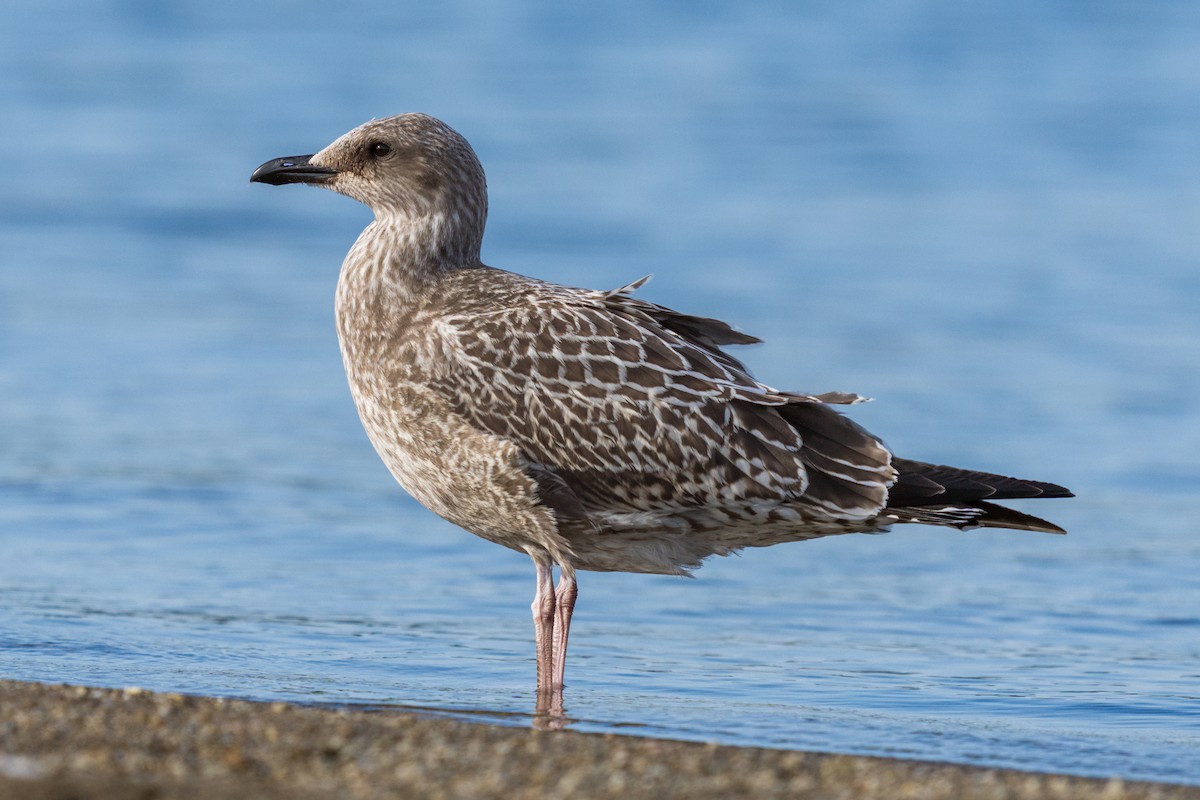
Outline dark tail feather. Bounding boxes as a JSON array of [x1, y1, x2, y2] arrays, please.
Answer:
[[885, 458, 1073, 535]]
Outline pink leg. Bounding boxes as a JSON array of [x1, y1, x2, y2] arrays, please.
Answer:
[[531, 560, 556, 695], [552, 571, 577, 690]]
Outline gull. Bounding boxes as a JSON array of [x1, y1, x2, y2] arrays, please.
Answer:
[[251, 113, 1072, 708]]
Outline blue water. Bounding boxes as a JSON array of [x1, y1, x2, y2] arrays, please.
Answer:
[[2, 0, 1199, 785]]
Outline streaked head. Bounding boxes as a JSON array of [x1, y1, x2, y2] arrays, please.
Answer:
[[251, 114, 488, 261]]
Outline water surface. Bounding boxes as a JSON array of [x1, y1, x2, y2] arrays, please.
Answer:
[[1, 0, 1198, 785]]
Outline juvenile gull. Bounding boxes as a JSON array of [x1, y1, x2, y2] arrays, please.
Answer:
[[251, 114, 1072, 704]]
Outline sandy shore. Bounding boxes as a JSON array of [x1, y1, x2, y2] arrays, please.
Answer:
[[0, 680, 1195, 800]]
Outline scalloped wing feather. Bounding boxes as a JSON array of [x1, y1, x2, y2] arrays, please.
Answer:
[[432, 275, 895, 529]]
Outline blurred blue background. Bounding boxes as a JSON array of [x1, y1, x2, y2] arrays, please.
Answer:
[[2, 0, 1198, 784]]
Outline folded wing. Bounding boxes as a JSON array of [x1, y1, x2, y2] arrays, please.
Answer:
[[432, 275, 895, 528]]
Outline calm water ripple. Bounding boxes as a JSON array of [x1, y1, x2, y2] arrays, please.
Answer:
[[2, 0, 1199, 786]]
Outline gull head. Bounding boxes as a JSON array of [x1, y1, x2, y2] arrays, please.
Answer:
[[251, 114, 488, 233]]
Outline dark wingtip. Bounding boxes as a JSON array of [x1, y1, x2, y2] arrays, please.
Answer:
[[889, 459, 1075, 505], [972, 501, 1069, 534]]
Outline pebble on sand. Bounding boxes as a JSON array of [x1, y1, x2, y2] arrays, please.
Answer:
[[0, 680, 1194, 800]]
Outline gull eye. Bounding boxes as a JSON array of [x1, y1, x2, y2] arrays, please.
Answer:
[[369, 141, 392, 158]]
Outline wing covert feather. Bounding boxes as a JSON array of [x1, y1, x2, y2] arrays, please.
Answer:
[[431, 279, 893, 521]]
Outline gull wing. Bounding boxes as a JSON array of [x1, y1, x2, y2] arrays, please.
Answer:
[[431, 274, 894, 524]]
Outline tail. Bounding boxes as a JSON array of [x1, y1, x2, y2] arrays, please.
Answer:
[[884, 458, 1073, 534]]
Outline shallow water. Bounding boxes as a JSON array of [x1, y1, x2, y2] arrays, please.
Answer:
[[2, 0, 1199, 785]]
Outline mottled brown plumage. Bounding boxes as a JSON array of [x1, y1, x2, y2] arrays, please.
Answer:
[[251, 113, 1072, 703]]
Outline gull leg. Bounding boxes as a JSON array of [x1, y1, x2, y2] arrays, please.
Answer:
[[551, 570, 577, 691], [531, 559, 556, 697]]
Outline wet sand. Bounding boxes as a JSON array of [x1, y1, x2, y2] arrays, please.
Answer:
[[0, 680, 1195, 800]]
